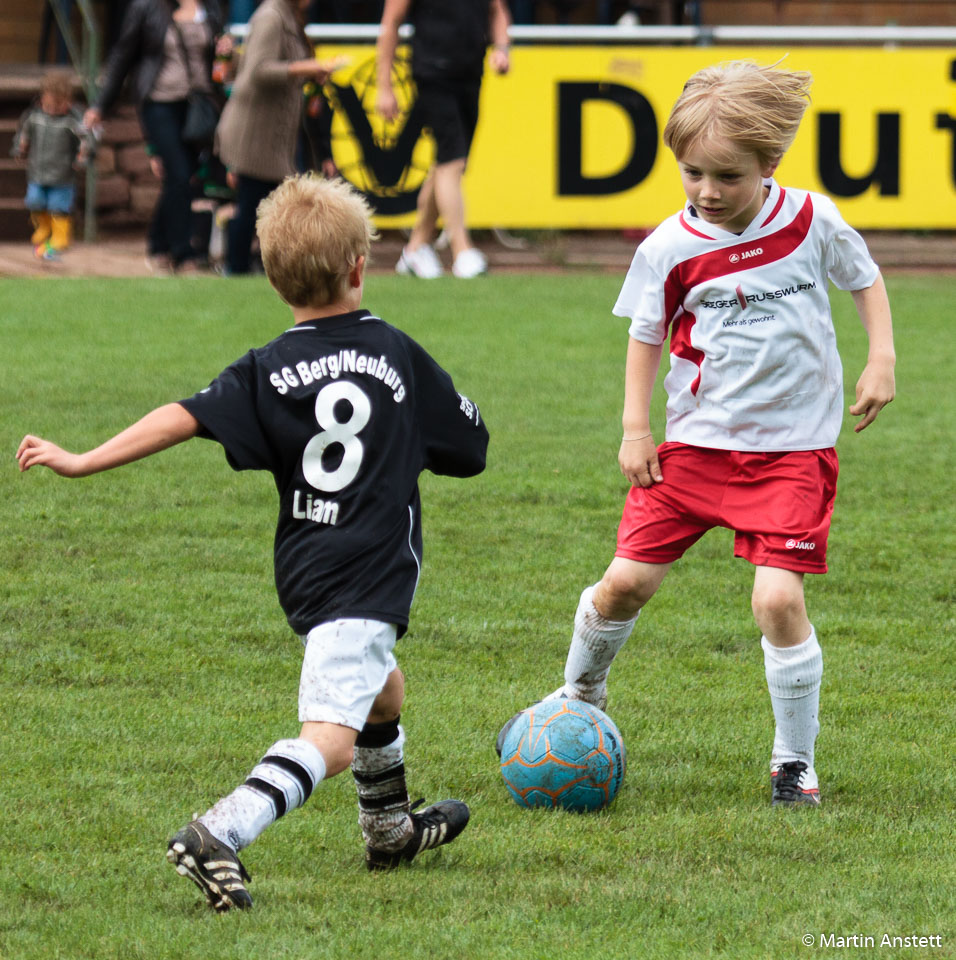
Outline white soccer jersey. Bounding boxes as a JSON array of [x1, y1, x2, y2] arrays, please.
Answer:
[[614, 179, 879, 451]]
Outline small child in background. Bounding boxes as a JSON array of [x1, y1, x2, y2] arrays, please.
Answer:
[[11, 71, 93, 261]]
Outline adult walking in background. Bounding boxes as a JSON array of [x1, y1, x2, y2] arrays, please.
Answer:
[[376, 0, 511, 279], [85, 0, 225, 273], [214, 0, 332, 275]]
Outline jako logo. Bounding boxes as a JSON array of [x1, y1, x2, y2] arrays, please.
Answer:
[[786, 539, 816, 550], [729, 253, 740, 263], [741, 247, 763, 260]]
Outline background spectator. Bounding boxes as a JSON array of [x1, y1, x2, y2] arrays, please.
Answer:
[[376, 0, 512, 279], [84, 0, 225, 273], [214, 0, 333, 275]]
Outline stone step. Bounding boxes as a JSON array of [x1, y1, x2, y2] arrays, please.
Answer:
[[0, 68, 36, 237], [0, 157, 26, 194], [0, 118, 18, 155], [0, 197, 30, 242]]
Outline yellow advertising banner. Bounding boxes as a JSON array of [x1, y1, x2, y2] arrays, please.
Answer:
[[320, 45, 956, 229]]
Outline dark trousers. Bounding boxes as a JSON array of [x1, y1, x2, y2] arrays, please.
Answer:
[[227, 174, 276, 275], [140, 99, 198, 265], [39, 0, 73, 63]]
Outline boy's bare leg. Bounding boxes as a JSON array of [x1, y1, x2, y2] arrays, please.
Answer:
[[195, 687, 390, 855], [299, 720, 360, 776], [594, 557, 672, 621], [751, 566, 811, 647]]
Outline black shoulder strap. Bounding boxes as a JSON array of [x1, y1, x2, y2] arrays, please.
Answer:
[[170, 18, 199, 88]]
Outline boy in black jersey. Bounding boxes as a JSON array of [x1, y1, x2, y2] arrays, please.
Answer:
[[17, 174, 489, 912]]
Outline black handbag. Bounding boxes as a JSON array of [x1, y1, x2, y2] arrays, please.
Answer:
[[182, 90, 220, 145], [172, 20, 220, 147]]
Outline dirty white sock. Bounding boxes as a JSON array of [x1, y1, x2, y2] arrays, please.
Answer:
[[762, 628, 823, 768], [561, 584, 638, 705], [199, 737, 326, 851], [352, 718, 412, 852]]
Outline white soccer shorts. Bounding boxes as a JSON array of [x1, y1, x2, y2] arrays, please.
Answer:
[[298, 619, 398, 730]]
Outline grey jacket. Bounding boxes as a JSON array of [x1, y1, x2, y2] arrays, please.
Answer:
[[214, 0, 311, 182], [12, 105, 92, 186]]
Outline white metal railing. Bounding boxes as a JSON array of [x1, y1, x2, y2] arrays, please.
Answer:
[[230, 23, 956, 45], [705, 24, 956, 43]]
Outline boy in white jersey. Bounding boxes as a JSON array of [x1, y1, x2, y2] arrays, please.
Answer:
[[497, 61, 896, 806]]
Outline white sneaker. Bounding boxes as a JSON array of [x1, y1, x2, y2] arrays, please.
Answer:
[[396, 244, 443, 279], [451, 247, 488, 278], [543, 685, 608, 711], [145, 253, 174, 276]]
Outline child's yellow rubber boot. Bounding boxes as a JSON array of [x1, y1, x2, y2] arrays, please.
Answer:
[[30, 211, 53, 246], [49, 214, 73, 252]]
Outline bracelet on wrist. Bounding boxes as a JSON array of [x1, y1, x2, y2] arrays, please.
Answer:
[[621, 432, 652, 442]]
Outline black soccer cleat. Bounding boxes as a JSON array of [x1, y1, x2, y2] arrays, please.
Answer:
[[495, 711, 523, 758], [771, 761, 821, 807], [365, 799, 470, 871], [166, 820, 253, 911]]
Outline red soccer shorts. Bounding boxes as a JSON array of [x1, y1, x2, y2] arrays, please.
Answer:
[[615, 442, 839, 573]]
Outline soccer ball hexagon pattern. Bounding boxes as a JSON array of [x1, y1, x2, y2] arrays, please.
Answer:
[[499, 699, 626, 812]]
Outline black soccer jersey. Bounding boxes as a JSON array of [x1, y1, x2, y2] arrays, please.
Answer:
[[179, 309, 488, 636]]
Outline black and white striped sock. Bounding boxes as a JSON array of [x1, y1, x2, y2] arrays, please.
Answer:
[[352, 718, 412, 852], [199, 738, 326, 851]]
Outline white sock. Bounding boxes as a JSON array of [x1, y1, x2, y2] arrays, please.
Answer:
[[199, 737, 326, 851], [762, 628, 823, 769], [561, 584, 638, 705]]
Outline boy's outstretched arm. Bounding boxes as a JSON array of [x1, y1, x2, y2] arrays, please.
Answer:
[[17, 403, 200, 478], [849, 273, 896, 433]]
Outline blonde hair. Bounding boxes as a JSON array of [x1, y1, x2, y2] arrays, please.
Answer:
[[256, 174, 379, 308], [41, 70, 74, 103], [663, 60, 812, 166]]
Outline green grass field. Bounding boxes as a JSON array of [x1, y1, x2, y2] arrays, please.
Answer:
[[1, 271, 953, 959]]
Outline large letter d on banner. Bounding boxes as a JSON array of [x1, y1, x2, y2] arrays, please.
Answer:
[[558, 82, 657, 195]]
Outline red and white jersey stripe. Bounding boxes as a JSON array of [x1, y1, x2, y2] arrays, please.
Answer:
[[614, 180, 879, 451]]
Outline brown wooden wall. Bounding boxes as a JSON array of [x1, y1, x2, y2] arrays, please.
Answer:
[[0, 0, 116, 65], [1, 0, 46, 64]]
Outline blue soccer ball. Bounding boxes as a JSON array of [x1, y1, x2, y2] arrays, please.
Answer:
[[499, 699, 626, 812]]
